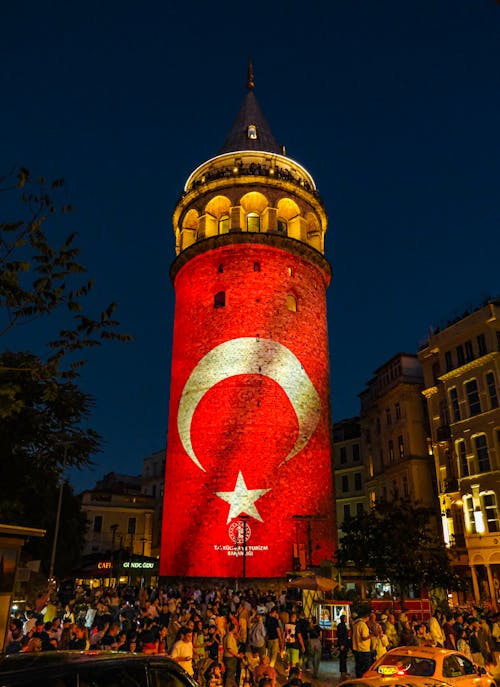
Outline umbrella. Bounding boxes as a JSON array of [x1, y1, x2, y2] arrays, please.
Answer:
[[288, 575, 338, 592]]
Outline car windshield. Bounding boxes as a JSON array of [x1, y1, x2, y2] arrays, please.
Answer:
[[376, 655, 436, 677]]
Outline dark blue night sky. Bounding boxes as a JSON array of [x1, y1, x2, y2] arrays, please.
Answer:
[[2, 1, 499, 491]]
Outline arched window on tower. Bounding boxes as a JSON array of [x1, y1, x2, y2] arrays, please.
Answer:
[[219, 215, 230, 234], [287, 294, 297, 312], [253, 262, 260, 272], [247, 212, 260, 232], [214, 291, 226, 308]]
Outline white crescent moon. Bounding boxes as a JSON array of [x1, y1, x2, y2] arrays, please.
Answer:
[[177, 337, 321, 472]]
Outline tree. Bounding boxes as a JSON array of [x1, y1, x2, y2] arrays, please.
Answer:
[[336, 498, 467, 601], [0, 168, 131, 576], [0, 351, 100, 577], [1, 167, 131, 418]]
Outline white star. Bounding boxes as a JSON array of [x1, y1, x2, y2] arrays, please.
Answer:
[[216, 471, 271, 524]]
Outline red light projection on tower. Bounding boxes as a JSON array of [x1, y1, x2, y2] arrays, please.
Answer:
[[160, 243, 335, 577]]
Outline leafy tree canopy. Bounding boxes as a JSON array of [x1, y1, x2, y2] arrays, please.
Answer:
[[1, 167, 131, 418], [0, 167, 131, 576], [336, 498, 467, 599]]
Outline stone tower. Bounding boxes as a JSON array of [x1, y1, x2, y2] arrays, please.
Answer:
[[160, 69, 335, 577]]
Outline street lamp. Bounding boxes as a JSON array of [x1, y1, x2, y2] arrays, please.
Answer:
[[48, 442, 69, 587], [240, 515, 250, 580]]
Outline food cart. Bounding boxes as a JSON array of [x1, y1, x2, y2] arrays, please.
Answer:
[[314, 600, 352, 657]]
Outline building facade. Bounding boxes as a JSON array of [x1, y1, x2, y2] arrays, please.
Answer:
[[332, 417, 368, 531], [141, 449, 165, 557], [81, 473, 154, 558], [160, 71, 336, 577], [359, 354, 436, 509], [419, 300, 500, 608]]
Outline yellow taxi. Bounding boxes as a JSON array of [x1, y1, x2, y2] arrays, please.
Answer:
[[362, 645, 496, 687]]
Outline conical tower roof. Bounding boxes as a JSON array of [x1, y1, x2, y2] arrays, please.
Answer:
[[219, 65, 282, 155]]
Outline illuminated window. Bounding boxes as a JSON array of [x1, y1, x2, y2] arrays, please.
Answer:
[[457, 440, 468, 477], [277, 218, 287, 233], [287, 267, 294, 277], [486, 372, 498, 409], [465, 379, 481, 416], [214, 291, 226, 308], [483, 492, 499, 532], [398, 435, 405, 459], [247, 124, 257, 139], [253, 262, 260, 272], [474, 434, 490, 472], [219, 215, 230, 234], [449, 387, 461, 421], [247, 212, 260, 232], [286, 294, 297, 312], [463, 495, 476, 534]]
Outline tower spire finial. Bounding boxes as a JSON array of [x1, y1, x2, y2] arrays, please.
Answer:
[[247, 60, 255, 91]]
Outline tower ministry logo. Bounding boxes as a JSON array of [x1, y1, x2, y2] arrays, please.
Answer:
[[212, 519, 269, 558]]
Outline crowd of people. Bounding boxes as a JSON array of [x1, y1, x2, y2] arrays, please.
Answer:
[[4, 582, 500, 687], [350, 605, 500, 678]]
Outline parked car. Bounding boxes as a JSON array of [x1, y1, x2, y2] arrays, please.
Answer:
[[362, 645, 496, 687], [0, 650, 199, 687]]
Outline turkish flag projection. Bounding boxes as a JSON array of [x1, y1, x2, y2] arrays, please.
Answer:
[[160, 242, 335, 577]]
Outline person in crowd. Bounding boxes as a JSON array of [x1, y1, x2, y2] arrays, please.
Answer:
[[284, 612, 301, 672], [336, 613, 350, 680], [252, 654, 277, 687], [443, 614, 457, 649], [429, 611, 445, 648], [307, 617, 322, 679], [457, 628, 473, 660], [171, 627, 195, 676], [222, 622, 242, 687], [265, 607, 283, 668], [385, 613, 399, 648], [352, 608, 372, 678], [248, 613, 267, 657]]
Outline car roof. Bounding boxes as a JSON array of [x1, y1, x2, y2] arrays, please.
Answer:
[[385, 646, 448, 658], [0, 651, 195, 682]]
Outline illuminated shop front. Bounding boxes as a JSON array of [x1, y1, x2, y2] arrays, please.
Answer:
[[76, 554, 159, 588]]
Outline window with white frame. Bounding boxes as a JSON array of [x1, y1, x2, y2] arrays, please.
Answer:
[[463, 492, 499, 534], [456, 440, 468, 477], [465, 379, 481, 416], [449, 387, 461, 422], [482, 492, 499, 533], [463, 495, 477, 534], [474, 434, 490, 473], [486, 371, 498, 409]]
